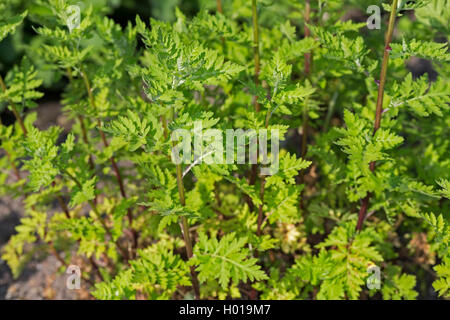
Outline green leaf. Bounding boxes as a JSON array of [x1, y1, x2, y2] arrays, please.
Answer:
[[316, 222, 383, 299], [381, 265, 418, 300], [433, 256, 450, 298], [0, 11, 27, 42], [93, 241, 190, 299], [103, 109, 158, 152], [190, 232, 268, 289], [22, 126, 61, 191], [0, 57, 44, 112], [69, 177, 97, 208], [437, 179, 450, 199], [390, 39, 450, 61]]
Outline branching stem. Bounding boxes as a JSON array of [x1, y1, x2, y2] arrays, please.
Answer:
[[248, 0, 261, 202], [301, 0, 312, 163], [297, 0, 314, 214], [252, 0, 261, 113], [356, 0, 398, 231]]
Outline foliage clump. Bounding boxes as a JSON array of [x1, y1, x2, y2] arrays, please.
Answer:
[[0, 0, 448, 300]]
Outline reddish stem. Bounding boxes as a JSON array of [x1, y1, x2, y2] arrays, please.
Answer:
[[356, 0, 398, 231]]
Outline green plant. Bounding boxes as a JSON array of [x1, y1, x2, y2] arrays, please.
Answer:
[[0, 0, 448, 300]]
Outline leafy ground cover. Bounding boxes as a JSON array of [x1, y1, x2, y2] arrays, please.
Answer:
[[0, 0, 449, 300]]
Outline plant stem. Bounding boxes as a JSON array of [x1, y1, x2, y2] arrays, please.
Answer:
[[89, 256, 105, 282], [251, 107, 274, 300], [0, 74, 27, 135], [297, 0, 315, 214], [67, 67, 96, 180], [248, 0, 261, 208], [256, 178, 266, 236], [252, 0, 261, 113], [80, 69, 138, 256], [323, 89, 339, 133], [356, 0, 398, 232], [301, 0, 312, 162], [216, 0, 227, 52], [300, 103, 309, 161], [48, 242, 68, 268], [54, 185, 70, 218], [255, 108, 272, 237], [77, 115, 96, 177], [165, 109, 200, 296], [175, 160, 201, 299], [80, 70, 126, 196], [5, 149, 21, 181], [303, 0, 312, 76], [167, 108, 199, 297], [161, 115, 169, 140]]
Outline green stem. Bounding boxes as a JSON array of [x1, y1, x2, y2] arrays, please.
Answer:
[[356, 0, 398, 232], [323, 89, 339, 133], [216, 0, 227, 54], [168, 109, 199, 298], [301, 0, 312, 162], [301, 102, 309, 161], [255, 106, 272, 237], [67, 69, 92, 160], [303, 0, 312, 76], [248, 0, 261, 205], [161, 115, 169, 140], [175, 158, 201, 299], [252, 0, 260, 113], [298, 0, 314, 212], [256, 179, 266, 236]]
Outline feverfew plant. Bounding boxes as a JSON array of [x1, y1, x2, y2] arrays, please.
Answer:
[[0, 0, 448, 300]]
